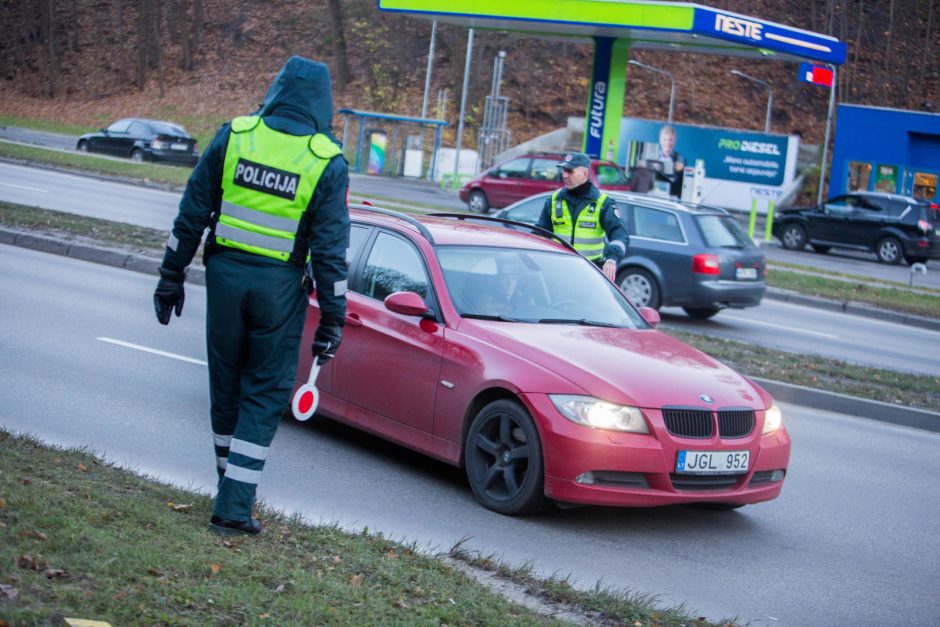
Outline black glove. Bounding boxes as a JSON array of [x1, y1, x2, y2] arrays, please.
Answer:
[[153, 267, 186, 325], [312, 323, 342, 364]]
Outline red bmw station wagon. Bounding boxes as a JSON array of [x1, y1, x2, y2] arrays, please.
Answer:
[[294, 205, 790, 515]]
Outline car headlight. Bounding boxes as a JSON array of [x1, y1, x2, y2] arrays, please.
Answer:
[[152, 139, 165, 150], [550, 395, 649, 433], [762, 404, 783, 435]]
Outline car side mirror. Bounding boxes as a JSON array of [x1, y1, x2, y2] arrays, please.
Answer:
[[639, 307, 660, 328], [384, 291, 428, 317], [498, 171, 508, 179]]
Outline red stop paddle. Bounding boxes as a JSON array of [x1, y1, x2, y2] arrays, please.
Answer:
[[291, 357, 327, 421]]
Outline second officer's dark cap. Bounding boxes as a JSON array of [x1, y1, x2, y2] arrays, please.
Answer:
[[556, 152, 591, 170]]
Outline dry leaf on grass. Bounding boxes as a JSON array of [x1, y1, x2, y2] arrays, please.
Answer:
[[385, 548, 399, 559], [19, 529, 48, 541], [147, 568, 164, 577], [166, 502, 193, 512], [42, 568, 68, 579], [0, 584, 18, 601], [349, 574, 363, 587], [0, 498, 5, 508], [78, 464, 88, 472], [210, 563, 222, 575]]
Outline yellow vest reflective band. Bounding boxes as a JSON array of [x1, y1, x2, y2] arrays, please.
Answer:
[[550, 191, 608, 261], [218, 115, 341, 261]]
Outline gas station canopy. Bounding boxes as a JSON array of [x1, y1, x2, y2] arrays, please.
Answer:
[[378, 1, 846, 65], [378, 1, 846, 159]]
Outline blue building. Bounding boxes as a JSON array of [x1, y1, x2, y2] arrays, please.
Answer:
[[830, 104, 940, 202], [829, 104, 940, 201]]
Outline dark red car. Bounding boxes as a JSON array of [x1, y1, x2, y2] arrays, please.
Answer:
[[459, 152, 630, 213], [294, 205, 790, 515]]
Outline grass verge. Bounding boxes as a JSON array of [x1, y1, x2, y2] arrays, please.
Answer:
[[768, 260, 940, 294], [0, 430, 717, 626], [669, 329, 940, 412], [2, 201, 939, 413], [767, 268, 940, 319]]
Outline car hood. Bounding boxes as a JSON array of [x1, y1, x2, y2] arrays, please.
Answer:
[[462, 321, 770, 409], [256, 56, 333, 133]]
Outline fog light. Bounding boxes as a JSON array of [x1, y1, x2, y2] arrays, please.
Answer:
[[575, 472, 595, 485], [770, 469, 785, 482]]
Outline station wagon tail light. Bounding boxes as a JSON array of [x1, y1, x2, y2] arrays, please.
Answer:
[[550, 395, 649, 433], [692, 254, 720, 274], [917, 219, 930, 233], [762, 404, 783, 435]]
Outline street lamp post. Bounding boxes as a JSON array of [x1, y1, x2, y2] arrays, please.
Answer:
[[628, 59, 675, 124], [730, 69, 773, 133]]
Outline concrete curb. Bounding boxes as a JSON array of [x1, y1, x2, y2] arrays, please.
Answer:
[[764, 288, 940, 332], [3, 227, 938, 432]]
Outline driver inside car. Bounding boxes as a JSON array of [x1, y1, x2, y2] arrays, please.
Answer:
[[466, 254, 534, 316]]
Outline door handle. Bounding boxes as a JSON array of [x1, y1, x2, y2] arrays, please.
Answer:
[[345, 313, 363, 327]]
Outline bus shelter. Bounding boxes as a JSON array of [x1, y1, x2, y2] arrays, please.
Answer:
[[338, 109, 447, 180]]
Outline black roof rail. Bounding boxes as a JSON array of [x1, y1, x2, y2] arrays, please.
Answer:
[[424, 212, 576, 253], [350, 203, 434, 243]]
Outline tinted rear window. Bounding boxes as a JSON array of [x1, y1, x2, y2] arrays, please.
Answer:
[[148, 121, 189, 137], [695, 215, 756, 249]]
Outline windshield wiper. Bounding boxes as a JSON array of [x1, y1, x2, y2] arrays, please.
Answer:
[[537, 318, 624, 328], [461, 313, 533, 323]]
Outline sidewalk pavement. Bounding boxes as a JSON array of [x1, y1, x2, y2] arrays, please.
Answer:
[[2, 225, 938, 433]]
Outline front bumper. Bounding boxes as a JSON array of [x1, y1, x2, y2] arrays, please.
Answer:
[[522, 393, 790, 508]]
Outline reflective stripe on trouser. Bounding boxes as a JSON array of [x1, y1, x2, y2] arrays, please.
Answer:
[[206, 250, 307, 521]]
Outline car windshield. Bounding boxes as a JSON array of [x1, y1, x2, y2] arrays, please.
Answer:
[[436, 246, 647, 328], [695, 214, 756, 249], [595, 164, 628, 186]]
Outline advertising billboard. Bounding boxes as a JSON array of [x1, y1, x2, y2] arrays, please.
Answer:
[[618, 118, 800, 212]]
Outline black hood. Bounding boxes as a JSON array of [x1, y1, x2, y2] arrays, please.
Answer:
[[256, 56, 333, 133]]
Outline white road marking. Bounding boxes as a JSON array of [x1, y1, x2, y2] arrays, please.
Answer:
[[719, 315, 839, 339], [97, 337, 207, 366], [0, 180, 47, 192]]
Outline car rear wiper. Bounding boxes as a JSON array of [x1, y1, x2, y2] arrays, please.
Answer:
[[537, 318, 624, 328], [461, 313, 533, 323]]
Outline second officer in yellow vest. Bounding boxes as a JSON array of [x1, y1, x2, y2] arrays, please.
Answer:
[[153, 56, 349, 536], [535, 152, 628, 282]]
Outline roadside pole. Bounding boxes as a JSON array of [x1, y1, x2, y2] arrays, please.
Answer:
[[817, 65, 837, 205], [453, 28, 474, 190]]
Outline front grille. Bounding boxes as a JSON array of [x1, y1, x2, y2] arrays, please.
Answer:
[[662, 407, 713, 438], [671, 474, 741, 491], [718, 409, 755, 438]]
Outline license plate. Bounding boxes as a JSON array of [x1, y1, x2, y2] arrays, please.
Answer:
[[676, 450, 750, 475], [171, 143, 189, 151], [935, 228, 940, 236], [735, 267, 757, 280]]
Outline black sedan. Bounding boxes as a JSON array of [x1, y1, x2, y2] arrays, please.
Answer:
[[493, 191, 766, 319], [77, 118, 199, 167], [773, 191, 940, 265]]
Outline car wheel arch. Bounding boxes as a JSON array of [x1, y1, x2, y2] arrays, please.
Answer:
[[459, 387, 529, 467], [615, 261, 666, 307]]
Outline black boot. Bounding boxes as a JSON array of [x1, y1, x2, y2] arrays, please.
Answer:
[[208, 515, 261, 536]]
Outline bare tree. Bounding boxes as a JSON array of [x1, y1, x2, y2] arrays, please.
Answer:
[[918, 0, 934, 104], [190, 0, 203, 62], [43, 0, 59, 97], [328, 0, 352, 88], [137, 1, 147, 89]]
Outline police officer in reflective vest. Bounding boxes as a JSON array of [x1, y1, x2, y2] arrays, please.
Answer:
[[536, 152, 628, 281], [152, 56, 349, 536]]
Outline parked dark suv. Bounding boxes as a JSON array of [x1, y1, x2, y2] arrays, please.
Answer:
[[494, 191, 766, 318], [773, 191, 940, 265], [459, 152, 630, 213]]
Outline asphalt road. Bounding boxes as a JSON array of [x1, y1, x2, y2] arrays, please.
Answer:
[[2, 159, 939, 376], [2, 244, 938, 626]]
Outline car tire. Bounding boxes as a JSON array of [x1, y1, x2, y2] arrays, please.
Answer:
[[810, 244, 831, 254], [683, 306, 721, 320], [77, 140, 88, 153], [617, 268, 661, 310], [876, 236, 902, 264], [465, 399, 548, 516], [468, 190, 489, 214], [131, 148, 145, 163], [780, 223, 807, 250]]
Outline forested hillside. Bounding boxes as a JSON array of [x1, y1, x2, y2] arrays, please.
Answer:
[[0, 0, 936, 147]]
